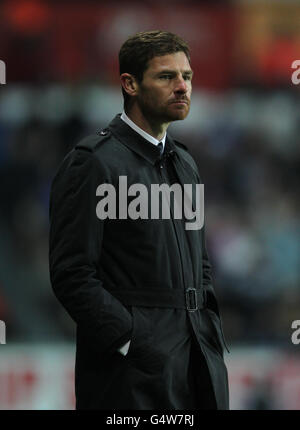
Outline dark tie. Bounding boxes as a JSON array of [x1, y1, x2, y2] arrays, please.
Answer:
[[157, 141, 164, 156]]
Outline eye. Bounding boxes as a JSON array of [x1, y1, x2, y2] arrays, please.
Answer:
[[160, 75, 172, 80]]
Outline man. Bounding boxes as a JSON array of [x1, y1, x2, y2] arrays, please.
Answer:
[[49, 30, 229, 410]]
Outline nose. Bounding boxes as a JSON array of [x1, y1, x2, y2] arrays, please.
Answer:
[[174, 75, 188, 94]]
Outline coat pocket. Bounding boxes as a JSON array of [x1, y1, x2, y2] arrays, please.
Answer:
[[126, 306, 151, 358], [125, 307, 166, 375]]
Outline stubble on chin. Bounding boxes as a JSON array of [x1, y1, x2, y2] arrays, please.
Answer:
[[165, 104, 190, 121], [138, 98, 190, 123]]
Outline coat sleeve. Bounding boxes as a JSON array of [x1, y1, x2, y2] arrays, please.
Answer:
[[178, 146, 223, 318], [49, 148, 133, 356], [202, 225, 221, 317]]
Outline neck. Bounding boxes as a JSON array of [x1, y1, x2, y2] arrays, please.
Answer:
[[125, 105, 169, 141]]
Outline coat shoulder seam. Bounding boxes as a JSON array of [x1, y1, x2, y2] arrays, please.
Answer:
[[75, 131, 111, 153]]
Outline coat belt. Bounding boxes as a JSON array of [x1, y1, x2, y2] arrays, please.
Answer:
[[108, 287, 206, 312]]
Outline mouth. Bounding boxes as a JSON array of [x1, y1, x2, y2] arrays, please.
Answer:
[[170, 100, 189, 105]]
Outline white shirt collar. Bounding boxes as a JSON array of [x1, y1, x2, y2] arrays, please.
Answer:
[[120, 111, 166, 150]]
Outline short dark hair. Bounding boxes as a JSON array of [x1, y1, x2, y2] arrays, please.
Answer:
[[119, 30, 191, 109]]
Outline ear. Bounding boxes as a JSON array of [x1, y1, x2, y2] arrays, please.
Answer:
[[120, 73, 139, 97]]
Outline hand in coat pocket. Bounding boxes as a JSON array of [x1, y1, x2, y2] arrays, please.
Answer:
[[121, 307, 167, 375]]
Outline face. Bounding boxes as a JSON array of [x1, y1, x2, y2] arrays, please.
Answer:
[[135, 51, 193, 124]]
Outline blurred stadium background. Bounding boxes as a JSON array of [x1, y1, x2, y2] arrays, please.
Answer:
[[0, 0, 300, 410]]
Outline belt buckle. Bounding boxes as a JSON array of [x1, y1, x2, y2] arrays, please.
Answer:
[[186, 288, 198, 312]]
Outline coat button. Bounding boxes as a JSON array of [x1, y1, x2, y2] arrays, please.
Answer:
[[99, 129, 108, 136]]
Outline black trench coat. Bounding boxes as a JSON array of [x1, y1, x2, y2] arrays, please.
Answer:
[[49, 114, 229, 410]]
